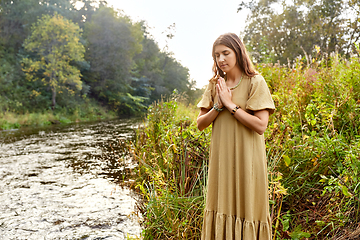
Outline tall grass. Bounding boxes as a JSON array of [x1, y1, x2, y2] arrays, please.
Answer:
[[260, 50, 360, 239], [0, 100, 116, 130], [115, 50, 360, 239], [126, 93, 210, 239]]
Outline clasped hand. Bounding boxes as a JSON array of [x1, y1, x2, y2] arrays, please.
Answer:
[[216, 77, 232, 109]]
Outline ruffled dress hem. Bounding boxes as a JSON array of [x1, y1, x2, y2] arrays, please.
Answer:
[[201, 210, 272, 240]]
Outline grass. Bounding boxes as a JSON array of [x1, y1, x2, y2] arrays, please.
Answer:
[[0, 102, 117, 130], [106, 49, 360, 239]]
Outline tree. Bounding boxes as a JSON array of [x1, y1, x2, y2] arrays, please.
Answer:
[[83, 6, 144, 114], [132, 23, 191, 103], [239, 0, 360, 63], [0, 1, 193, 115], [0, 0, 78, 53], [22, 13, 85, 108], [71, 0, 108, 28], [0, 0, 42, 52]]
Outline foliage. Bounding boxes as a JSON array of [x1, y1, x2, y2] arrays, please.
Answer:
[[1, 0, 56, 52], [115, 93, 209, 239], [0, 98, 116, 130], [261, 49, 360, 239], [0, 51, 28, 112], [239, 0, 360, 63], [22, 13, 85, 108], [0, 1, 195, 121], [83, 6, 145, 115], [115, 51, 360, 239], [0, 0, 68, 113], [71, 0, 108, 28], [132, 24, 192, 106]]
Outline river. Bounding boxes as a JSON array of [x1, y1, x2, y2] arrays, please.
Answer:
[[0, 118, 142, 240]]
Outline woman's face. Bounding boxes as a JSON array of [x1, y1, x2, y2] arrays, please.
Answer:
[[214, 44, 237, 74]]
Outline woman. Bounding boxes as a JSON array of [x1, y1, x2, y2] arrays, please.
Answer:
[[197, 33, 275, 240]]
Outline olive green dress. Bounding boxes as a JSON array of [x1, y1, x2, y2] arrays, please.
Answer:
[[197, 74, 275, 240]]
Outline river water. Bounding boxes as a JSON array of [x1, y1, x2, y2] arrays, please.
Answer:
[[0, 118, 142, 240]]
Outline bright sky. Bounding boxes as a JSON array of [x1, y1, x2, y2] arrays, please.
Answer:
[[104, 0, 250, 88]]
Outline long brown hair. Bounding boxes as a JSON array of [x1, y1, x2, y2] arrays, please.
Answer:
[[212, 33, 256, 79]]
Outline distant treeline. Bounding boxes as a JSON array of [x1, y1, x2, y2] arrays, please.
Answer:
[[0, 0, 199, 116], [240, 0, 360, 63]]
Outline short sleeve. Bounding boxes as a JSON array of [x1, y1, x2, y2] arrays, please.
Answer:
[[197, 79, 216, 109], [246, 75, 275, 115]]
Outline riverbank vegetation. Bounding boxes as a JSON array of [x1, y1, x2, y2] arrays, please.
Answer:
[[0, 99, 116, 130], [117, 49, 360, 239], [0, 0, 200, 129]]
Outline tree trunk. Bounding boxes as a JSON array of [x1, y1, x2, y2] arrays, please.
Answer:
[[50, 72, 57, 110], [52, 88, 56, 110]]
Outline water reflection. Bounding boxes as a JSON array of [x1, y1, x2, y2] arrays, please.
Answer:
[[0, 118, 142, 239]]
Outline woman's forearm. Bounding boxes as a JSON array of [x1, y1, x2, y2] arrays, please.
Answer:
[[225, 103, 269, 135], [197, 108, 219, 131]]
